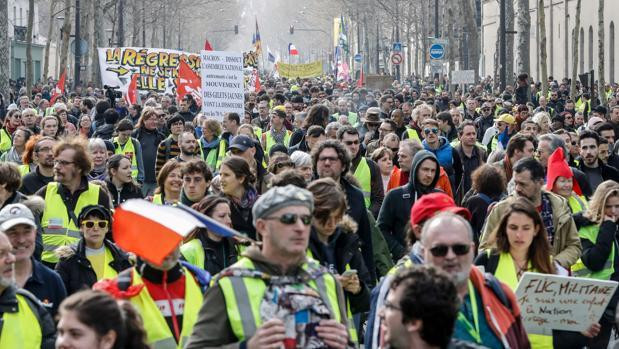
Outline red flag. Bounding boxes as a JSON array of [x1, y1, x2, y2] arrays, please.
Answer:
[[125, 74, 138, 105], [254, 69, 261, 92], [204, 39, 213, 51], [50, 69, 66, 104], [176, 59, 202, 104], [357, 65, 364, 88]]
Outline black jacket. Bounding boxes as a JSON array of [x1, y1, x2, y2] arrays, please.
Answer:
[[93, 123, 115, 140], [377, 150, 441, 262], [307, 217, 371, 314], [182, 233, 240, 276], [225, 194, 256, 240], [55, 238, 132, 295], [576, 159, 619, 188], [0, 285, 56, 349], [105, 180, 143, 207]]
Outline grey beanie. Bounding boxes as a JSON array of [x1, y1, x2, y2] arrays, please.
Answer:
[[252, 185, 314, 226]]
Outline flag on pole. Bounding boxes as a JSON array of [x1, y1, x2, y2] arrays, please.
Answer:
[[204, 39, 213, 51], [254, 18, 262, 55], [50, 69, 66, 104], [267, 47, 276, 63], [176, 59, 202, 104], [113, 200, 246, 266], [339, 15, 348, 54], [288, 43, 298, 56], [253, 69, 261, 92], [125, 73, 138, 105]]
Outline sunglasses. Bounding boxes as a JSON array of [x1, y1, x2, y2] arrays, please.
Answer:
[[264, 213, 312, 225], [274, 162, 293, 170], [423, 127, 439, 135], [81, 220, 108, 229], [482, 108, 491, 112], [344, 140, 360, 146], [429, 243, 471, 257]]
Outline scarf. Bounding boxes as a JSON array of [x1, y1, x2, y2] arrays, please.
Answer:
[[497, 128, 511, 149], [4, 147, 22, 164], [231, 186, 258, 210], [269, 128, 287, 145], [540, 193, 555, 244]]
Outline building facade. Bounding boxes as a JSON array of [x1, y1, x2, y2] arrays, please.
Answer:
[[481, 0, 619, 84]]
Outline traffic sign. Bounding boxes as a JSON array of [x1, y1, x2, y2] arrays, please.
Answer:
[[429, 43, 445, 60], [392, 42, 402, 52], [391, 52, 403, 65], [354, 54, 363, 63]]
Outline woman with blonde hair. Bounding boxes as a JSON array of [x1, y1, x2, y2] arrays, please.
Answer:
[[571, 180, 619, 348], [532, 111, 551, 134]]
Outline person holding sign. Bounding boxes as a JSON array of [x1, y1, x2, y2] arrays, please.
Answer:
[[571, 180, 619, 348], [474, 198, 600, 348]]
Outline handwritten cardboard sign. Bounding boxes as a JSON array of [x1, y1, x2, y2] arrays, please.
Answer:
[[515, 272, 618, 335]]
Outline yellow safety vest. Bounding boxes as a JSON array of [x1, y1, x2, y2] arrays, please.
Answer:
[[493, 252, 552, 348], [89, 246, 119, 281], [128, 268, 203, 349], [41, 182, 100, 264], [113, 137, 139, 179], [18, 164, 30, 177], [568, 194, 588, 214], [405, 127, 421, 142], [332, 112, 359, 127], [263, 129, 291, 154], [152, 193, 163, 205], [0, 293, 42, 349], [572, 224, 614, 279], [353, 157, 371, 208], [199, 137, 226, 172], [217, 257, 346, 343], [0, 128, 11, 153]]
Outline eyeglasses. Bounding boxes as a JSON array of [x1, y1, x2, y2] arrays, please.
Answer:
[[318, 156, 339, 163], [54, 159, 74, 167], [81, 220, 108, 229], [36, 146, 53, 153], [263, 213, 312, 225], [274, 161, 293, 170], [344, 140, 360, 146], [379, 127, 393, 133], [482, 108, 491, 112], [429, 243, 471, 257], [423, 128, 439, 135]]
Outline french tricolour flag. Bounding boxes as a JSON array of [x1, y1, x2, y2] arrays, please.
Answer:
[[288, 43, 299, 56], [113, 200, 243, 265]]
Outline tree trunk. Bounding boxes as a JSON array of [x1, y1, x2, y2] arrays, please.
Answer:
[[80, 0, 90, 84], [516, 0, 530, 76], [598, 0, 606, 105], [43, 0, 56, 80], [59, 0, 72, 81], [463, 0, 480, 82], [0, 0, 9, 102], [570, 0, 581, 97], [506, 0, 515, 85], [117, 0, 124, 46], [25, 0, 34, 96], [90, 0, 103, 85], [538, 0, 548, 96], [131, 0, 139, 46]]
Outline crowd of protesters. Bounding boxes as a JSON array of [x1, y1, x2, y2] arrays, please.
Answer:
[[2, 70, 619, 348]]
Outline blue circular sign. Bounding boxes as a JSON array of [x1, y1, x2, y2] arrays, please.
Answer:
[[429, 43, 445, 60], [354, 54, 362, 62]]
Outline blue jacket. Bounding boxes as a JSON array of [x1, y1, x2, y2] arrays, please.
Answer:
[[422, 136, 453, 173]]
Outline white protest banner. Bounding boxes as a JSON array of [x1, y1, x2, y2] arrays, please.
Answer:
[[451, 70, 476, 85], [515, 272, 618, 335], [200, 50, 244, 122], [97, 47, 201, 94]]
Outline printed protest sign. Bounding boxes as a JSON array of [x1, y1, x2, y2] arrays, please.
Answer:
[[97, 47, 200, 94], [515, 272, 618, 335], [277, 61, 323, 79], [200, 50, 244, 122]]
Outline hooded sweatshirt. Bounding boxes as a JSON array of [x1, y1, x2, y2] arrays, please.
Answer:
[[377, 150, 442, 261]]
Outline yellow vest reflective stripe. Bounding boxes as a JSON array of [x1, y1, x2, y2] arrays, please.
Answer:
[[493, 252, 552, 348], [0, 294, 42, 349], [181, 239, 206, 270], [568, 194, 588, 214], [572, 225, 615, 279], [0, 128, 11, 153], [113, 137, 138, 179], [18, 164, 30, 177], [406, 128, 420, 141], [41, 182, 100, 264], [264, 130, 291, 154], [218, 257, 344, 342], [353, 157, 371, 208], [152, 193, 163, 205], [129, 268, 203, 349]]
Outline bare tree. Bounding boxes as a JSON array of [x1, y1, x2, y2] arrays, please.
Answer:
[[43, 0, 57, 80], [570, 0, 582, 97], [538, 0, 548, 96], [516, 0, 530, 76], [25, 0, 34, 96], [59, 0, 72, 79], [506, 0, 514, 85], [0, 0, 8, 101], [463, 0, 479, 81], [90, 0, 103, 84], [598, 0, 606, 105]]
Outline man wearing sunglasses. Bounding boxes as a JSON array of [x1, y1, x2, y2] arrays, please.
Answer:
[[473, 102, 494, 143], [187, 185, 351, 349], [422, 117, 462, 193], [422, 212, 530, 348]]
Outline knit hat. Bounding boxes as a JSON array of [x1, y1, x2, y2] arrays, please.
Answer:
[[545, 147, 582, 196], [409, 193, 471, 226], [252, 185, 314, 225]]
